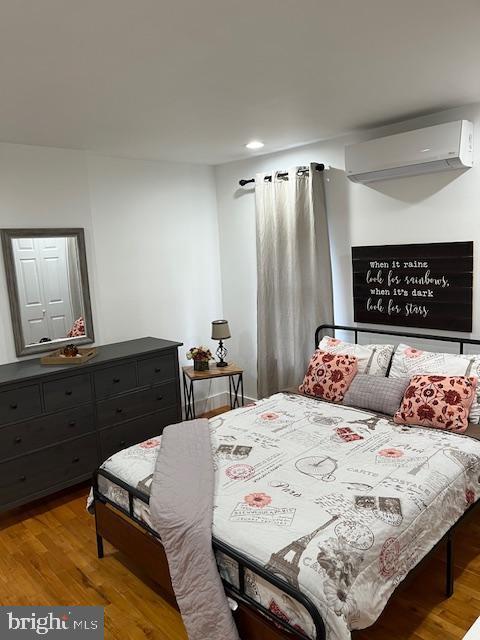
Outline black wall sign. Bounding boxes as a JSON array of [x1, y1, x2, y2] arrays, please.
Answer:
[[352, 241, 473, 332]]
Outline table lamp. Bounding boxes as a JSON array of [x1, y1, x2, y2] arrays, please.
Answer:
[[211, 320, 231, 367]]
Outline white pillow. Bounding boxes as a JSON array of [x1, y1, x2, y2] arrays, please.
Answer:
[[318, 336, 394, 377], [389, 343, 480, 423]]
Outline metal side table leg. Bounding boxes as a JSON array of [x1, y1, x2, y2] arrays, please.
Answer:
[[229, 373, 244, 409], [183, 372, 196, 420]]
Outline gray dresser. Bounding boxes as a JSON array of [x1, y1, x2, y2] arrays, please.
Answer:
[[0, 337, 182, 511]]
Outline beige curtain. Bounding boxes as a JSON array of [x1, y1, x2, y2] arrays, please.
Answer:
[[255, 164, 333, 398]]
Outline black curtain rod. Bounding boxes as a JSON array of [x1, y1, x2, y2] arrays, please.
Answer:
[[239, 163, 325, 187]]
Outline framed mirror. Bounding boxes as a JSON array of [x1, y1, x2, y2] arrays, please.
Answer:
[[1, 228, 95, 357]]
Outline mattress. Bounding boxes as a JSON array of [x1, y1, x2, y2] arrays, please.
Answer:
[[95, 392, 480, 640]]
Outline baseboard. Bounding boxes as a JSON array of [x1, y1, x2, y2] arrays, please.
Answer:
[[182, 391, 256, 417]]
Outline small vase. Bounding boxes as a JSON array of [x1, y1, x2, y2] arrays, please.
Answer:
[[194, 360, 209, 372]]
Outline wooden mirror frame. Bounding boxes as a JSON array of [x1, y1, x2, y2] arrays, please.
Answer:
[[1, 228, 95, 357]]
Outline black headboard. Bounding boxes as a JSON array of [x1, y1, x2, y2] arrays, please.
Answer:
[[315, 324, 480, 356]]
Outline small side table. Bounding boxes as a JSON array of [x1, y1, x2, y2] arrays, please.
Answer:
[[182, 362, 244, 420]]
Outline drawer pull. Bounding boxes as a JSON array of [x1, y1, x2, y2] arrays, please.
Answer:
[[69, 420, 76, 427], [10, 403, 18, 410], [19, 475, 26, 482], [157, 395, 164, 402], [113, 377, 121, 383], [72, 456, 80, 463], [14, 436, 22, 444], [65, 390, 73, 396], [116, 407, 123, 414], [154, 367, 162, 373]]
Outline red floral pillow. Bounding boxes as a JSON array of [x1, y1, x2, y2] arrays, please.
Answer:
[[299, 350, 358, 403], [394, 375, 477, 433], [67, 316, 85, 337]]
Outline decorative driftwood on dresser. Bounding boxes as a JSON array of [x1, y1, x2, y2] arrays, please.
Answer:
[[0, 337, 182, 512]]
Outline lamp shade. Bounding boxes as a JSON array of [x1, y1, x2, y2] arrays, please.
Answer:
[[211, 320, 231, 340]]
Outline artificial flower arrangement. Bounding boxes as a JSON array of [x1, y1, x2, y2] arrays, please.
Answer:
[[186, 346, 214, 371]]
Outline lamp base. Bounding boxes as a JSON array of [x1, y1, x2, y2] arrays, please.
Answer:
[[215, 340, 228, 368]]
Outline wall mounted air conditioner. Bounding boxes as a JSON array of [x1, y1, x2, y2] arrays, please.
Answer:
[[345, 120, 473, 183]]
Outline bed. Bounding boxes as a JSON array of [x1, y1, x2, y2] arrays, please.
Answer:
[[91, 324, 480, 640]]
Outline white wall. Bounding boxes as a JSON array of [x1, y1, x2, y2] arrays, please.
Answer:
[[87, 154, 222, 352], [0, 144, 223, 403], [0, 143, 97, 364], [214, 103, 480, 399]]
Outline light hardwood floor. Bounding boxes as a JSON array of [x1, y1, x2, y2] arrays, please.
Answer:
[[0, 485, 479, 639], [201, 404, 232, 419]]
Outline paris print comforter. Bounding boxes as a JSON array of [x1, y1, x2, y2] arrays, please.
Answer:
[[94, 392, 480, 640]]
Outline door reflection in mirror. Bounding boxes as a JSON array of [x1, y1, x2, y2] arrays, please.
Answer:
[[12, 236, 85, 346]]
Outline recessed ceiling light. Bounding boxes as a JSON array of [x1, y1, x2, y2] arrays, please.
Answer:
[[245, 140, 264, 150]]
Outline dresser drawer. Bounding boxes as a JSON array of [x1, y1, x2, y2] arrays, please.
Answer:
[[44, 374, 92, 412], [94, 362, 137, 399], [97, 380, 177, 428], [0, 385, 42, 426], [0, 434, 97, 507], [0, 405, 95, 461], [138, 353, 176, 387], [100, 406, 179, 460]]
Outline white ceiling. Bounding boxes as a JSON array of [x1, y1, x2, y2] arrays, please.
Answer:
[[1, 0, 480, 165]]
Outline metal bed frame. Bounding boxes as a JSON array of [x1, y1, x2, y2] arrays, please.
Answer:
[[93, 323, 480, 640]]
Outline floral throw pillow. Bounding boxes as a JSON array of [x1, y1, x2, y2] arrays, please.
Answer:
[[389, 343, 480, 424], [67, 316, 85, 337], [300, 351, 358, 403], [394, 375, 477, 433]]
